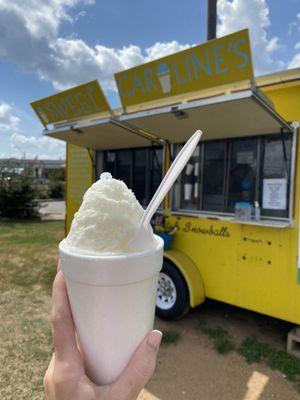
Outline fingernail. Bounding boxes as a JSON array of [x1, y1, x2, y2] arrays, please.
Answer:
[[147, 330, 163, 350]]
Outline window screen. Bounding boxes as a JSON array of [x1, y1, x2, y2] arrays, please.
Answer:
[[150, 147, 163, 199], [116, 150, 132, 185], [104, 151, 116, 176], [173, 132, 293, 218], [261, 134, 292, 218], [180, 145, 201, 210], [133, 149, 147, 207], [228, 138, 258, 212], [103, 146, 163, 207], [202, 141, 227, 212]]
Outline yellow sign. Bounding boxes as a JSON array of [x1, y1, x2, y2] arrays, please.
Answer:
[[31, 80, 110, 126], [115, 29, 253, 108]]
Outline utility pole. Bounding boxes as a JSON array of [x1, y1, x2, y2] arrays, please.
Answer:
[[207, 0, 217, 40]]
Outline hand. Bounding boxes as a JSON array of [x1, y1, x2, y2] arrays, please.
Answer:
[[44, 271, 162, 400]]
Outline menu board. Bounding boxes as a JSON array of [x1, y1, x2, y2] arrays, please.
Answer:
[[262, 178, 287, 210]]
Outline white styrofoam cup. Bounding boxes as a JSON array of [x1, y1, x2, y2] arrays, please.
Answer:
[[59, 235, 164, 385]]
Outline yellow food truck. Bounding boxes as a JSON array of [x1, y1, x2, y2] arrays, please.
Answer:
[[32, 30, 300, 334]]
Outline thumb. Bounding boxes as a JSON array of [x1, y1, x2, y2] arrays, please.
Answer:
[[110, 330, 162, 399]]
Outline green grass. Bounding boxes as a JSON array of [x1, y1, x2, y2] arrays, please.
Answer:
[[201, 326, 235, 354], [0, 221, 62, 293], [238, 337, 300, 381], [0, 220, 64, 399], [162, 330, 180, 345]]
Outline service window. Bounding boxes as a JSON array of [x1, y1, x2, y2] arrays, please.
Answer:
[[150, 147, 163, 198], [116, 150, 132, 185], [202, 141, 227, 212], [103, 146, 163, 207], [173, 132, 293, 220], [133, 149, 148, 206], [180, 145, 201, 211], [260, 133, 292, 218], [228, 138, 258, 212], [104, 151, 116, 176]]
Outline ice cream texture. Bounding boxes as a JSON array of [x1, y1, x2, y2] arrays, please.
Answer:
[[64, 172, 155, 255]]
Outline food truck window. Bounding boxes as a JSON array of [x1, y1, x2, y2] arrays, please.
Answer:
[[116, 150, 132, 185], [173, 132, 293, 219], [150, 147, 163, 199], [180, 145, 201, 210], [133, 149, 148, 207], [103, 147, 163, 207], [261, 133, 292, 218], [202, 141, 227, 212], [104, 151, 116, 176], [228, 138, 258, 212]]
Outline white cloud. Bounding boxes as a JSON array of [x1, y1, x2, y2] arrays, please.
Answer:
[[145, 41, 191, 62], [10, 133, 65, 159], [288, 11, 300, 35], [217, 0, 284, 74], [265, 37, 281, 53], [0, 0, 192, 92], [11, 132, 62, 149], [0, 103, 20, 132], [288, 53, 300, 69]]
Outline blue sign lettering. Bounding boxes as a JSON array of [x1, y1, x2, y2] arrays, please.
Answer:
[[118, 74, 133, 98], [184, 56, 193, 82], [191, 50, 212, 79], [143, 67, 158, 92], [173, 59, 186, 85], [132, 73, 146, 95], [213, 44, 229, 75], [234, 38, 249, 69]]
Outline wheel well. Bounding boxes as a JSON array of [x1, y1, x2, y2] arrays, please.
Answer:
[[163, 258, 190, 301], [163, 250, 206, 307]]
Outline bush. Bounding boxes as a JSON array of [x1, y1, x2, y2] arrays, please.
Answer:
[[0, 169, 40, 219], [45, 168, 65, 181], [48, 181, 64, 199], [36, 184, 49, 199]]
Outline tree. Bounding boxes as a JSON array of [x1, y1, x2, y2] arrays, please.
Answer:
[[0, 168, 40, 219]]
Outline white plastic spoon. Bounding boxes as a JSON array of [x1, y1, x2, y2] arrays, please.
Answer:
[[129, 129, 203, 251]]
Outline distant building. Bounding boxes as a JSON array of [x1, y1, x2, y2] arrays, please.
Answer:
[[0, 158, 65, 182]]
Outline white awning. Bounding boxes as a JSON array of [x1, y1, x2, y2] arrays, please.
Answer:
[[44, 89, 291, 149], [120, 89, 292, 142], [45, 117, 163, 150]]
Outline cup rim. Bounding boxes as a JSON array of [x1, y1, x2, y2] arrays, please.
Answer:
[[59, 234, 164, 261]]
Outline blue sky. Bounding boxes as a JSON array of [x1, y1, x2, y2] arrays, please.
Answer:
[[0, 0, 299, 160]]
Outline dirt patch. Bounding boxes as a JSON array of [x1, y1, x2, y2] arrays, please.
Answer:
[[139, 305, 299, 400]]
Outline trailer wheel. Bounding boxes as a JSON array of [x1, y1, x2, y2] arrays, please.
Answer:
[[156, 259, 190, 320]]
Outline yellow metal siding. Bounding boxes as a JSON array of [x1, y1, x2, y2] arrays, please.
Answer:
[[65, 143, 94, 234], [261, 82, 300, 122], [167, 212, 300, 324], [166, 82, 300, 324], [167, 128, 300, 324]]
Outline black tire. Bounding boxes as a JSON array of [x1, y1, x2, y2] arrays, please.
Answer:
[[156, 259, 190, 320]]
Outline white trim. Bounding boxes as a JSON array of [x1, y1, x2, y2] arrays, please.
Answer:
[[170, 210, 291, 228], [120, 90, 253, 122], [120, 89, 292, 133], [289, 127, 297, 220]]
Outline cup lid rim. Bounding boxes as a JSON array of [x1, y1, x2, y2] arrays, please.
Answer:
[[59, 235, 164, 261]]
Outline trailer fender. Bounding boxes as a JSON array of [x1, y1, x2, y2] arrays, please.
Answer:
[[164, 249, 205, 308]]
